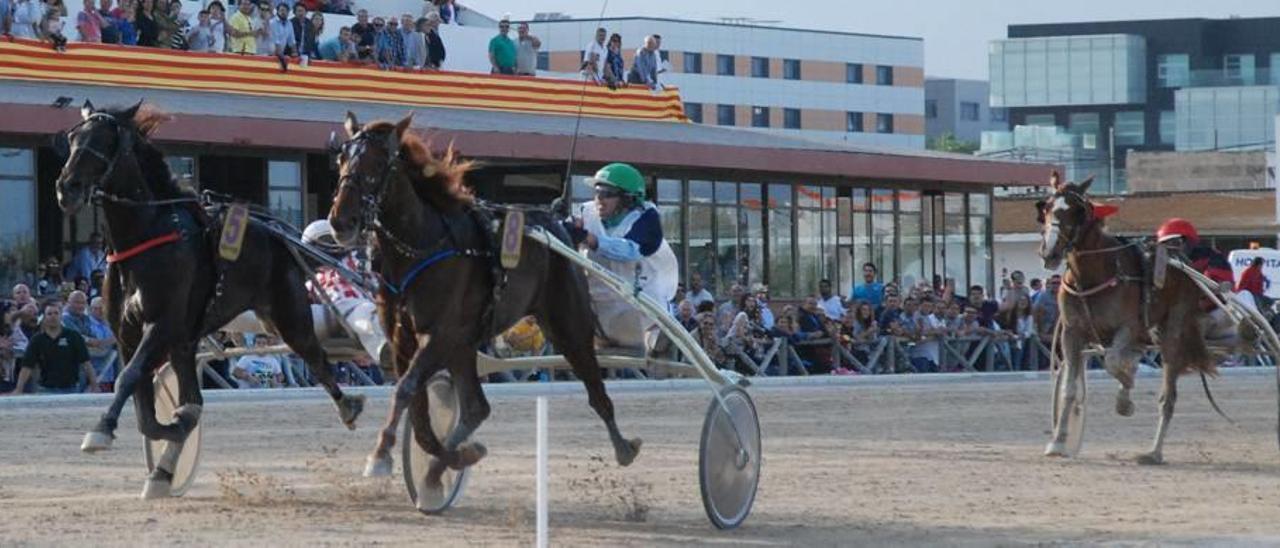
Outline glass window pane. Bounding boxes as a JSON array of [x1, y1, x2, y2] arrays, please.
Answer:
[[751, 106, 770, 128], [898, 190, 921, 212], [0, 174, 37, 290], [570, 174, 592, 201], [1025, 114, 1056, 127], [688, 204, 716, 295], [899, 208, 923, 289], [797, 184, 822, 208], [741, 205, 763, 289], [269, 189, 303, 228], [768, 183, 792, 208], [1114, 111, 1145, 146], [659, 204, 684, 281], [784, 108, 801, 129], [795, 208, 820, 297], [969, 215, 991, 292], [715, 181, 737, 204], [846, 63, 863, 84], [871, 188, 894, 212], [268, 160, 301, 189], [969, 193, 990, 215], [767, 202, 793, 298], [0, 148, 33, 177], [751, 56, 769, 78], [165, 156, 196, 187], [656, 178, 682, 202], [715, 207, 739, 291], [851, 188, 869, 212], [870, 212, 895, 284], [1159, 110, 1176, 145], [717, 54, 735, 76], [689, 180, 713, 203], [684, 102, 702, 124], [852, 211, 870, 286], [837, 195, 854, 296], [944, 193, 967, 289], [717, 104, 735, 126], [822, 207, 837, 293]]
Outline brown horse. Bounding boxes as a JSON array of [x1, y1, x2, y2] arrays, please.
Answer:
[[327, 113, 642, 508], [1037, 172, 1214, 464]]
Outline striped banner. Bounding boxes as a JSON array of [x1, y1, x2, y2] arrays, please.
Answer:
[[0, 38, 687, 122]]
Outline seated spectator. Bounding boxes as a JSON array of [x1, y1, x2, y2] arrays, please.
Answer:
[[602, 32, 625, 89], [722, 294, 770, 372], [318, 25, 357, 62], [41, 0, 69, 49], [753, 284, 775, 330], [61, 291, 115, 389], [961, 284, 999, 327], [6, 303, 96, 395], [12, 303, 39, 346], [5, 283, 35, 326], [844, 301, 879, 363], [76, 0, 104, 42], [0, 320, 15, 393], [514, 21, 540, 76], [693, 311, 727, 368], [423, 11, 444, 69], [626, 34, 660, 89], [350, 9, 374, 60], [685, 272, 714, 309], [675, 300, 697, 332], [581, 26, 606, 83], [910, 299, 946, 373], [231, 334, 285, 388], [487, 16, 515, 75], [795, 295, 832, 373], [1001, 294, 1035, 370], [877, 294, 903, 334], [225, 0, 256, 54], [817, 278, 844, 321], [716, 283, 744, 337]]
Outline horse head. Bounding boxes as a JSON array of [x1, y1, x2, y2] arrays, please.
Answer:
[[54, 99, 145, 215], [1036, 171, 1096, 270], [328, 111, 414, 248]]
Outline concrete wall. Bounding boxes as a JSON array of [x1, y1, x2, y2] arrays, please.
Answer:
[[1126, 150, 1269, 193]]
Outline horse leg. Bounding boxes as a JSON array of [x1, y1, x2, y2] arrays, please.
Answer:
[[1104, 327, 1142, 417], [82, 309, 143, 452], [538, 310, 642, 467], [439, 349, 489, 462], [1137, 363, 1179, 465], [142, 341, 204, 499], [363, 334, 445, 477], [1045, 333, 1085, 457], [265, 283, 365, 430], [408, 382, 455, 511]]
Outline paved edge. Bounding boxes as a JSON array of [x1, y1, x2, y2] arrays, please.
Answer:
[[1, 366, 1272, 410]]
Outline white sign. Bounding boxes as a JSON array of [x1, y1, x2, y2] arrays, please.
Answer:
[[1228, 248, 1280, 299]]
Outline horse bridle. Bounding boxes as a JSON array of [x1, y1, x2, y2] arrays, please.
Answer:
[[334, 130, 429, 257], [62, 112, 129, 196], [1040, 189, 1095, 255]]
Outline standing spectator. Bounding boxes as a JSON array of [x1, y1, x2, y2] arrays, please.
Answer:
[[133, 0, 156, 46], [1032, 274, 1060, 368], [87, 296, 116, 387], [817, 278, 844, 321], [581, 26, 606, 83], [265, 2, 293, 59], [324, 0, 349, 15], [693, 311, 727, 368], [423, 11, 444, 69], [0, 0, 11, 36], [11, 0, 42, 38], [290, 3, 316, 58], [999, 269, 1030, 313], [753, 284, 774, 330], [716, 283, 744, 336], [910, 299, 946, 373], [675, 300, 696, 332], [253, 1, 273, 55], [6, 303, 96, 395], [626, 34, 660, 89], [112, 0, 134, 43], [318, 24, 355, 62], [36, 258, 63, 297], [795, 295, 832, 373], [400, 13, 423, 69], [877, 294, 904, 334], [0, 320, 16, 393], [350, 9, 373, 60], [154, 0, 183, 49], [602, 32, 624, 89], [225, 0, 254, 54], [1237, 256, 1268, 301], [373, 16, 404, 69], [184, 8, 215, 51], [963, 284, 999, 327], [61, 291, 114, 388], [685, 272, 714, 309], [434, 0, 456, 25], [205, 0, 225, 52], [651, 33, 667, 84], [231, 334, 284, 388], [96, 0, 118, 43], [1029, 277, 1043, 301], [486, 16, 515, 75], [1004, 294, 1035, 370], [852, 262, 884, 308], [66, 232, 105, 286], [513, 21, 539, 76], [75, 0, 103, 42]]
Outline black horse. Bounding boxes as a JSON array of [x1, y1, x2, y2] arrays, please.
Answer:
[[327, 112, 641, 509], [56, 101, 365, 497]]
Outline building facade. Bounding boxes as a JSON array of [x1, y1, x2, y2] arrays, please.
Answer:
[[925, 78, 1007, 146], [988, 17, 1280, 194], [527, 17, 926, 148]]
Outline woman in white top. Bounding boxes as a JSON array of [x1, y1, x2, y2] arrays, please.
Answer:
[[11, 0, 44, 38]]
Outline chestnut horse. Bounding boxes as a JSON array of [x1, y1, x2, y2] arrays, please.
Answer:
[[326, 113, 641, 508], [1037, 172, 1214, 464]]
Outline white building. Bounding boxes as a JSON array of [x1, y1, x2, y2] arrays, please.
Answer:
[[525, 17, 926, 148]]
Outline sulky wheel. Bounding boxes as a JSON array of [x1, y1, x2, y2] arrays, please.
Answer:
[[402, 372, 469, 514], [1051, 365, 1086, 458], [699, 385, 762, 530], [142, 363, 203, 497]]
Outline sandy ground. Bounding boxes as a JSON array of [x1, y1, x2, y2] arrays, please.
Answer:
[[3, 370, 1280, 547]]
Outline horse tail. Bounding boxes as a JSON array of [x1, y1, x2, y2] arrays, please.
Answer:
[[1200, 370, 1236, 425]]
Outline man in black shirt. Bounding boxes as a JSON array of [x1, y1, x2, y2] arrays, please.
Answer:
[[6, 303, 95, 395]]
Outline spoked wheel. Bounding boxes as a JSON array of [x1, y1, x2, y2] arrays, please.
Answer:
[[699, 385, 762, 530], [1050, 365, 1086, 458], [402, 372, 469, 514], [142, 363, 203, 497]]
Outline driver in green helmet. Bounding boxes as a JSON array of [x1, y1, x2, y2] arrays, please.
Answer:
[[568, 162, 678, 349]]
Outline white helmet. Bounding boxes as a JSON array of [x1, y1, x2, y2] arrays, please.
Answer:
[[302, 220, 343, 254]]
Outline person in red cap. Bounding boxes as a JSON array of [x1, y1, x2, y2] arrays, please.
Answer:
[[1156, 218, 1233, 285]]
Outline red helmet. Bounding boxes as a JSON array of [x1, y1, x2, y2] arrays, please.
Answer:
[[1157, 218, 1199, 244]]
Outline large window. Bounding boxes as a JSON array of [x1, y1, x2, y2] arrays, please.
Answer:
[[1025, 114, 1056, 126], [687, 180, 715, 294], [846, 63, 863, 84], [783, 59, 800, 80], [847, 112, 864, 133], [925, 100, 938, 119], [1114, 111, 1145, 146], [656, 179, 684, 281], [897, 190, 924, 287], [875, 65, 893, 85], [876, 113, 894, 134], [267, 159, 303, 228], [869, 190, 895, 285], [750, 56, 769, 78], [1156, 54, 1189, 88], [943, 192, 967, 289], [766, 184, 794, 297], [794, 185, 836, 296], [784, 108, 801, 129], [714, 182, 739, 290], [683, 52, 702, 74], [1224, 53, 1256, 85], [685, 102, 702, 124], [1069, 112, 1100, 149], [990, 34, 1146, 107], [717, 104, 735, 126], [716, 54, 735, 76], [751, 106, 770, 128], [960, 101, 980, 121], [0, 148, 36, 290], [968, 194, 992, 291], [1159, 110, 1175, 145]]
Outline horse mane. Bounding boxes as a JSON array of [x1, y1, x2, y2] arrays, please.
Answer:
[[365, 121, 474, 210], [106, 104, 198, 200]]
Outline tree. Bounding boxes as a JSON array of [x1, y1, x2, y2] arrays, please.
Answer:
[[928, 132, 980, 155]]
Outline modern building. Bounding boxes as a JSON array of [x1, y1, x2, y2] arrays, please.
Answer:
[[526, 17, 927, 148], [925, 78, 1007, 146], [988, 16, 1280, 194], [0, 38, 1048, 299]]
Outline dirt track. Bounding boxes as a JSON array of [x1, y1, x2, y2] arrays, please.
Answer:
[[3, 371, 1280, 546]]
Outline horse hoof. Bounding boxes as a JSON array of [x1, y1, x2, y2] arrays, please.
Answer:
[[141, 478, 172, 500], [363, 454, 393, 477], [414, 474, 447, 514], [1043, 441, 1069, 458], [1135, 452, 1164, 466], [337, 394, 366, 430], [1115, 398, 1135, 417], [449, 442, 487, 470], [81, 431, 114, 453], [616, 438, 643, 467]]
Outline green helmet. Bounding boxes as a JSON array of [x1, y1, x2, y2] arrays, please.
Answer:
[[588, 163, 646, 199]]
